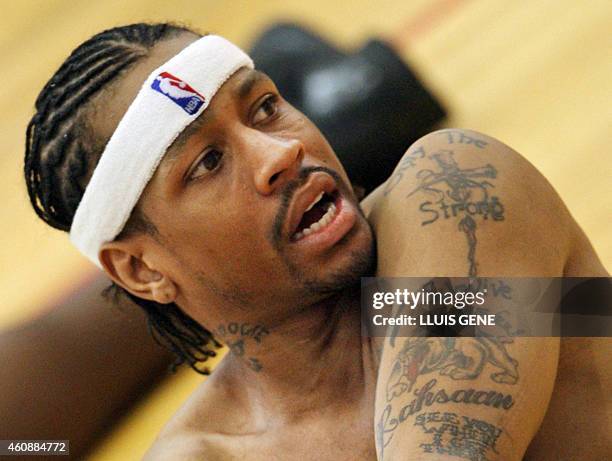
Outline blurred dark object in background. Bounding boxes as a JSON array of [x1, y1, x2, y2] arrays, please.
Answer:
[[250, 23, 447, 194]]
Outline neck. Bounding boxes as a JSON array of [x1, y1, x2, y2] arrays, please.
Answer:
[[217, 287, 377, 421]]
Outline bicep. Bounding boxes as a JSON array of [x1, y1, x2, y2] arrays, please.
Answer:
[[375, 336, 559, 461]]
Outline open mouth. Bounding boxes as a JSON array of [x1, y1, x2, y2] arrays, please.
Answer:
[[291, 190, 339, 241]]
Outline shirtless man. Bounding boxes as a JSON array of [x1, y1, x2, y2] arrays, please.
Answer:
[[25, 23, 610, 460]]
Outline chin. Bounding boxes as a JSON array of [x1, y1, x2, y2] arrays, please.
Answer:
[[299, 218, 376, 296]]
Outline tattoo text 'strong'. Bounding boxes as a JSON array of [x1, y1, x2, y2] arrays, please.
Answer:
[[385, 139, 505, 277], [406, 150, 502, 277]]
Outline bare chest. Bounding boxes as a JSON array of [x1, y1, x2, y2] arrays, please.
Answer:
[[200, 414, 377, 461]]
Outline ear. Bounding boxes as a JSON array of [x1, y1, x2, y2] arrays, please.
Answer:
[[98, 240, 177, 304]]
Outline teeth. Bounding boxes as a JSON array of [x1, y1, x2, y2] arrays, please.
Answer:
[[305, 192, 324, 212], [293, 202, 337, 241]]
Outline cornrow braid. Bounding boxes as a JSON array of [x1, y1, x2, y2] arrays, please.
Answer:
[[24, 23, 221, 375]]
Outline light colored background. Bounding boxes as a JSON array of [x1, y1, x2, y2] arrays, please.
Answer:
[[1, 0, 610, 459]]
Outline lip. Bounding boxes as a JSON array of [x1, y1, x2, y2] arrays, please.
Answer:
[[290, 194, 357, 250], [286, 172, 338, 239]]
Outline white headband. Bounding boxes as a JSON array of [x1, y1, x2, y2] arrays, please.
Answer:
[[70, 35, 254, 267]]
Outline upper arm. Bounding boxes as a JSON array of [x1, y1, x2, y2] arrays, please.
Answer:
[[369, 128, 575, 278], [375, 335, 560, 461], [370, 129, 573, 460]]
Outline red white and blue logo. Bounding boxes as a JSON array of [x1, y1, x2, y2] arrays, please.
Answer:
[[151, 72, 205, 115]]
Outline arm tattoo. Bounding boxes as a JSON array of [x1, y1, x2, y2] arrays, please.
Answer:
[[386, 337, 519, 402], [384, 145, 426, 196], [384, 130, 504, 277], [415, 411, 502, 460], [377, 132, 516, 459], [406, 150, 502, 277], [377, 334, 518, 459], [376, 379, 514, 461], [444, 129, 489, 149], [377, 379, 513, 459]]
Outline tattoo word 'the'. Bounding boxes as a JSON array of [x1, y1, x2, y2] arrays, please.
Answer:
[[443, 130, 489, 149]]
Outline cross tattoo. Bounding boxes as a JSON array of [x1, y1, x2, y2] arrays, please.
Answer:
[[406, 150, 497, 203], [407, 150, 499, 277]]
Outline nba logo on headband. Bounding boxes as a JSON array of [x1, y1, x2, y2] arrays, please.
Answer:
[[151, 72, 205, 115]]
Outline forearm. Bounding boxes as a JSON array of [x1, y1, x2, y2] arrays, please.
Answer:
[[0, 275, 174, 458]]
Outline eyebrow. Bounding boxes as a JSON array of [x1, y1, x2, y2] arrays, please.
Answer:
[[237, 69, 267, 100], [164, 112, 210, 164], [163, 69, 268, 164]]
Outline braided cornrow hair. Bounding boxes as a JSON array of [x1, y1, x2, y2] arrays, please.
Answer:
[[24, 23, 222, 374]]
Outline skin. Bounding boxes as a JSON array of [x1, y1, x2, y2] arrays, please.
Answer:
[[89, 33, 610, 460], [369, 131, 611, 461], [0, 275, 174, 460], [98, 34, 378, 459], [97, 33, 374, 328]]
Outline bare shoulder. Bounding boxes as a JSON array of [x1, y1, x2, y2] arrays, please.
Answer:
[[143, 431, 223, 461], [368, 128, 605, 277], [142, 391, 221, 461], [143, 364, 240, 461]]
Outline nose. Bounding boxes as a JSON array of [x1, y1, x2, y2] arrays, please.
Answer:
[[252, 134, 304, 195]]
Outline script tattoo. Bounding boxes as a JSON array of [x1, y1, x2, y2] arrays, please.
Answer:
[[376, 379, 513, 459], [407, 150, 503, 276], [386, 337, 519, 402], [415, 411, 502, 460], [443, 129, 489, 149], [384, 129, 489, 197], [384, 145, 427, 196], [216, 322, 269, 372]]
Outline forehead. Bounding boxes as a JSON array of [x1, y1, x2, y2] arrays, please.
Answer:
[[161, 67, 270, 164]]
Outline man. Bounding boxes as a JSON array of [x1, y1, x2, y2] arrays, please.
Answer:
[[24, 24, 609, 460]]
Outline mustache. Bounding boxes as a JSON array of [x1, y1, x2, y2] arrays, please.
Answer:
[[270, 166, 343, 247]]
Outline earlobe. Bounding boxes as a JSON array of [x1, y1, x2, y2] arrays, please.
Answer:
[[98, 243, 177, 304], [149, 275, 178, 305]]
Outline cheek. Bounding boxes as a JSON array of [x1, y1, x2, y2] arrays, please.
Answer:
[[165, 205, 277, 272], [308, 137, 352, 185]]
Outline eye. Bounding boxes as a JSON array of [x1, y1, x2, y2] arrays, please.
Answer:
[[252, 94, 279, 125], [188, 149, 223, 181]]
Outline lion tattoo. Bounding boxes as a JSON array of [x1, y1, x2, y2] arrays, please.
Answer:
[[386, 337, 519, 402]]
